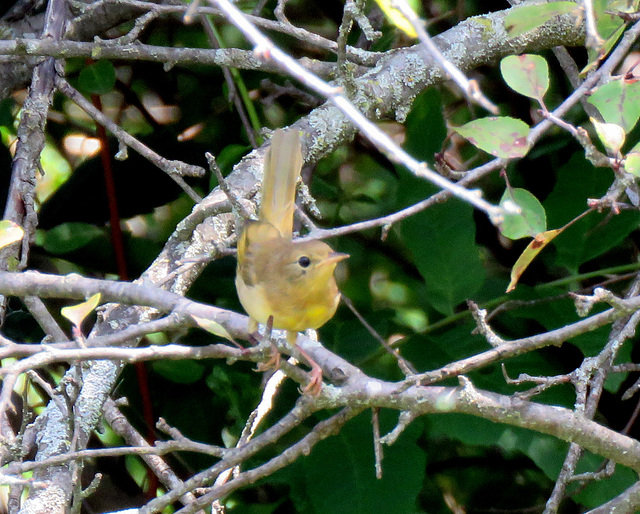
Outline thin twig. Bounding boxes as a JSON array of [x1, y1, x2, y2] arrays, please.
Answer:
[[341, 294, 416, 376], [140, 396, 324, 513], [211, 363, 289, 511], [372, 408, 383, 479], [0, 37, 337, 77], [582, 0, 604, 51], [21, 296, 69, 342], [103, 399, 204, 510], [68, 1, 383, 67], [207, 153, 253, 220], [55, 77, 205, 202], [173, 406, 364, 513], [200, 15, 259, 147]]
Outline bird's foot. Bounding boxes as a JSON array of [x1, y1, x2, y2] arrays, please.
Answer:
[[300, 362, 323, 396], [256, 341, 281, 372]]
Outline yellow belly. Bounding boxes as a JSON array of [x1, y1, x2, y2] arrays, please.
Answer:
[[235, 275, 339, 332]]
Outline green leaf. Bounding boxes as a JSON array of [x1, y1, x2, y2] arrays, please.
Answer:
[[400, 87, 484, 311], [124, 454, 147, 489], [403, 88, 448, 161], [0, 98, 15, 127], [334, 315, 388, 364], [500, 54, 549, 102], [216, 144, 250, 174], [625, 143, 640, 176], [0, 220, 24, 249], [456, 117, 530, 159], [152, 360, 205, 384], [595, 0, 636, 39], [302, 412, 425, 514], [398, 88, 485, 316], [404, 323, 486, 371], [43, 223, 104, 254], [78, 60, 116, 95], [506, 288, 604, 354], [504, 2, 579, 38], [428, 414, 567, 480], [587, 79, 640, 134], [544, 154, 640, 270], [401, 189, 485, 316], [500, 187, 547, 240], [210, 144, 251, 190]]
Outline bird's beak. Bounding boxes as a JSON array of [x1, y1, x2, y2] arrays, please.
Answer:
[[325, 252, 349, 265]]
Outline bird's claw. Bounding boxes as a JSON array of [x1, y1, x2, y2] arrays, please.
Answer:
[[257, 343, 281, 372], [300, 364, 323, 396]]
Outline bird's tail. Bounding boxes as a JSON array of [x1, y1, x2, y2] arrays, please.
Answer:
[[259, 128, 303, 239]]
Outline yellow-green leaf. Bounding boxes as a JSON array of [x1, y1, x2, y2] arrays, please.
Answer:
[[507, 229, 564, 292], [591, 118, 625, 155], [456, 117, 530, 159], [625, 151, 640, 177], [61, 293, 102, 328], [373, 0, 417, 37], [192, 314, 236, 343], [0, 220, 24, 249]]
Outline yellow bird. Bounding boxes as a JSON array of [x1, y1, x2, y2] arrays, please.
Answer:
[[235, 129, 348, 394]]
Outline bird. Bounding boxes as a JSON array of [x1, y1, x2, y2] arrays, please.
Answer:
[[235, 128, 348, 394]]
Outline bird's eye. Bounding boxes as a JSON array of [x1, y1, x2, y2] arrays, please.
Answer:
[[298, 256, 311, 268]]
